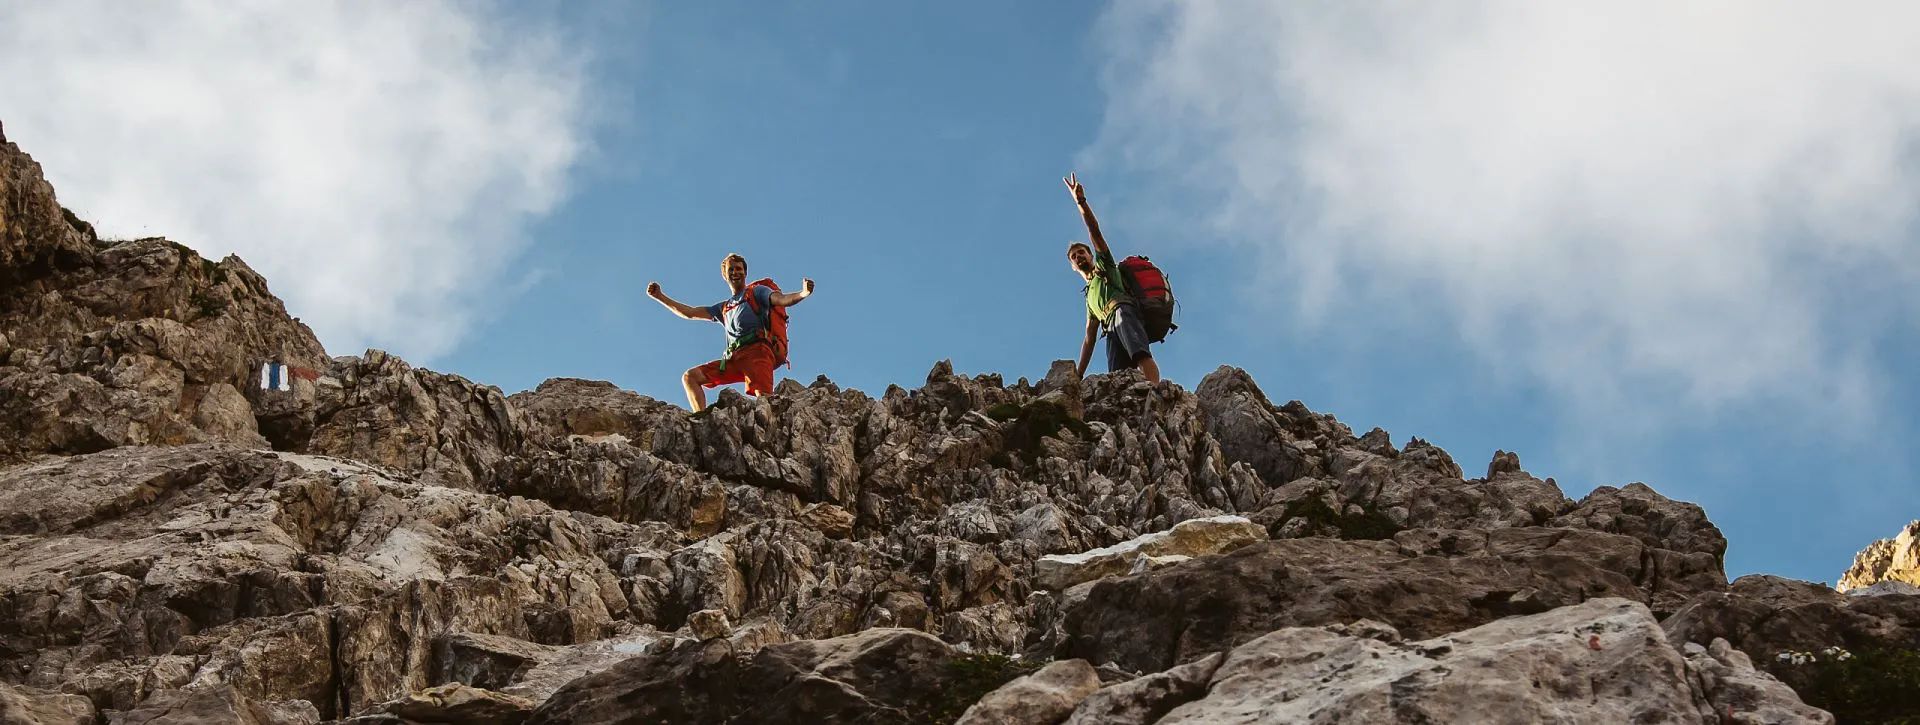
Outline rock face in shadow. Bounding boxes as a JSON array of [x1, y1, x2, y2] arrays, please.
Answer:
[[1055, 526, 1725, 674], [1078, 599, 1825, 724], [0, 125, 1870, 722], [525, 628, 970, 725]]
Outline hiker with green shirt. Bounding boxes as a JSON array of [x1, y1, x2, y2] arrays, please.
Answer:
[[1064, 172, 1163, 383]]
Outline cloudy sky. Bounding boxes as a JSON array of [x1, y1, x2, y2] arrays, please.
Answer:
[[2, 1, 1916, 583]]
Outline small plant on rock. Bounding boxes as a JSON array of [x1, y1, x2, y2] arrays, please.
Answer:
[[921, 652, 1044, 724], [1775, 644, 1920, 723]]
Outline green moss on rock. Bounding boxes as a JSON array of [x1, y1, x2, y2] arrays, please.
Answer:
[[921, 653, 1044, 724], [1789, 646, 1920, 724]]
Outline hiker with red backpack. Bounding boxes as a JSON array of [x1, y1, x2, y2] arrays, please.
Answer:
[[1064, 172, 1175, 383], [647, 253, 813, 412]]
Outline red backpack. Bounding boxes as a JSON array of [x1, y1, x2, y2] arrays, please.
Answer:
[[741, 278, 791, 367], [1118, 256, 1177, 342]]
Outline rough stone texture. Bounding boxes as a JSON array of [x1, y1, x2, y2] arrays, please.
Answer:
[[109, 684, 319, 725], [1, 134, 325, 462], [0, 446, 659, 718], [1061, 653, 1221, 725], [1140, 599, 1823, 724], [1663, 574, 1920, 697], [1033, 515, 1265, 591], [496, 631, 664, 703], [1684, 638, 1834, 725], [0, 129, 1836, 725], [956, 658, 1100, 725], [1838, 519, 1920, 593], [525, 629, 965, 725], [275, 350, 526, 490], [435, 632, 563, 693], [688, 609, 731, 640], [0, 680, 94, 724], [1058, 526, 1726, 673], [361, 682, 535, 725]]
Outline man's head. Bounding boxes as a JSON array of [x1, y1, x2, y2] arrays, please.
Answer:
[[1066, 242, 1095, 280], [721, 253, 747, 292]]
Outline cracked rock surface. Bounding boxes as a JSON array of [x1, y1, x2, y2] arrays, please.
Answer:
[[0, 120, 1895, 723]]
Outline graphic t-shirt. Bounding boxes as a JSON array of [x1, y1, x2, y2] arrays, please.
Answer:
[[706, 285, 775, 348]]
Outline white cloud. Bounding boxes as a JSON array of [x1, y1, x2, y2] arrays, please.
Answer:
[[0, 0, 589, 360], [1091, 2, 1920, 422]]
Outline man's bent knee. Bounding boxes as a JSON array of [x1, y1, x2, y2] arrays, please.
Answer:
[[683, 367, 707, 385]]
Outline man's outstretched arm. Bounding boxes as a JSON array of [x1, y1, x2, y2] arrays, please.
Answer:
[[1075, 313, 1099, 378], [771, 278, 816, 307], [1065, 172, 1109, 254], [647, 282, 713, 321]]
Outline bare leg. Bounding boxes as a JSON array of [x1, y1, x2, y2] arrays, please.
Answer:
[[1138, 354, 1162, 384], [683, 367, 709, 412]]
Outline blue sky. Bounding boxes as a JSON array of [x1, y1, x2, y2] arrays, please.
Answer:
[[4, 1, 1918, 585]]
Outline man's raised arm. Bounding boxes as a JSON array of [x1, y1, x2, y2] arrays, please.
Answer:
[[1065, 172, 1109, 254], [647, 282, 713, 321], [771, 278, 816, 307]]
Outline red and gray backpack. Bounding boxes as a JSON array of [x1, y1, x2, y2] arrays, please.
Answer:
[[1119, 256, 1177, 342], [739, 278, 791, 367]]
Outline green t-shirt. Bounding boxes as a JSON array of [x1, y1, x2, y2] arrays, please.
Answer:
[[1084, 248, 1128, 324]]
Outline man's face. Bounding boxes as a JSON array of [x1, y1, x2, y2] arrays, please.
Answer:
[[1068, 247, 1094, 280], [722, 257, 747, 289]]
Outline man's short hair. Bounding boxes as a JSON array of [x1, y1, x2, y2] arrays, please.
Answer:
[[1066, 242, 1091, 258], [721, 253, 747, 269]]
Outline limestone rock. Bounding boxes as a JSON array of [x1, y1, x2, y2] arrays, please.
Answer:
[[1663, 574, 1920, 702], [688, 609, 732, 640], [0, 446, 649, 717], [526, 629, 967, 725], [1059, 527, 1726, 673], [0, 681, 94, 725], [1142, 599, 1824, 724], [1061, 653, 1222, 725], [956, 658, 1099, 725], [1033, 515, 1266, 591], [508, 377, 685, 445], [1683, 638, 1833, 724], [1838, 519, 1920, 593], [362, 683, 535, 725], [796, 503, 855, 540], [287, 350, 525, 489], [2, 133, 326, 461], [109, 685, 319, 725], [435, 633, 563, 693], [5, 128, 1838, 723]]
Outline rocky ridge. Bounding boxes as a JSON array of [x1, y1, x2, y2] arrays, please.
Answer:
[[2, 122, 1915, 723]]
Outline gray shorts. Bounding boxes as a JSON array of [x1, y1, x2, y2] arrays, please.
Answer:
[[1105, 302, 1154, 371]]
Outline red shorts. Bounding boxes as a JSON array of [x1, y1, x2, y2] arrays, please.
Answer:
[[697, 343, 776, 396]]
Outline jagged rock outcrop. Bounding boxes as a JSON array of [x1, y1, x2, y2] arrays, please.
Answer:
[[1839, 519, 1920, 593], [1, 129, 326, 461], [1663, 574, 1920, 709], [0, 680, 93, 724], [956, 658, 1100, 725], [524, 629, 977, 725], [1055, 525, 1725, 674], [1068, 598, 1825, 724], [0, 445, 670, 717], [0, 127, 1867, 722]]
